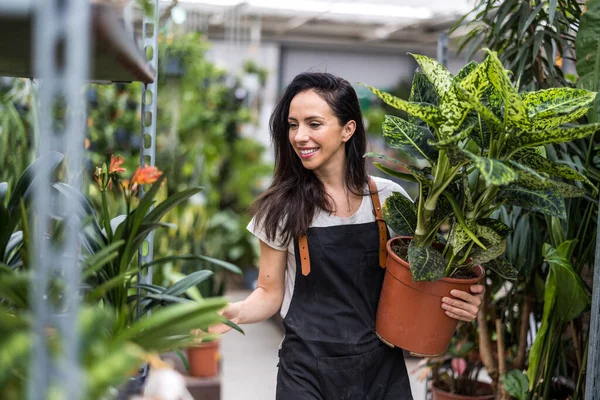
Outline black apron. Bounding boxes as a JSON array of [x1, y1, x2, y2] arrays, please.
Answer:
[[276, 182, 413, 400]]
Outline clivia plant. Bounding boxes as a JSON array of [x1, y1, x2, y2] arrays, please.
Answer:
[[364, 50, 599, 282]]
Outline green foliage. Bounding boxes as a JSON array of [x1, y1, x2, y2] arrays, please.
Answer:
[[365, 51, 597, 281], [502, 370, 529, 400], [527, 239, 590, 393], [453, 0, 583, 90]]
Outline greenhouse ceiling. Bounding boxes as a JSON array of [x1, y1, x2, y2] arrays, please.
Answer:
[[169, 0, 476, 49]]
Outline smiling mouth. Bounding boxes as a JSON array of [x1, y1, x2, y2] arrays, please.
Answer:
[[299, 148, 319, 159]]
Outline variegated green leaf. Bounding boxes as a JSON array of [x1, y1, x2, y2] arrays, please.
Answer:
[[428, 124, 473, 149], [521, 87, 596, 119], [410, 53, 453, 97], [485, 50, 532, 129], [483, 257, 518, 280], [468, 241, 506, 266], [456, 57, 489, 101], [498, 186, 566, 219], [476, 225, 503, 246], [438, 87, 471, 138], [373, 163, 418, 183], [477, 218, 512, 239], [509, 161, 585, 198], [363, 84, 444, 128], [383, 192, 417, 236], [533, 107, 591, 130], [462, 150, 518, 186], [365, 152, 432, 183], [408, 242, 446, 282], [513, 149, 593, 187], [450, 219, 478, 255], [455, 85, 503, 133], [508, 122, 600, 152], [383, 115, 437, 161], [409, 71, 440, 106], [455, 61, 479, 82]]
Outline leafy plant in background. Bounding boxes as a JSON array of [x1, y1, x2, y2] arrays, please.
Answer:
[[453, 0, 583, 90], [0, 154, 241, 398], [453, 0, 600, 398], [418, 322, 488, 396], [365, 50, 597, 282], [0, 78, 34, 187]]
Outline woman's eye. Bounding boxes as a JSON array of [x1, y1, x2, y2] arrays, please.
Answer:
[[289, 123, 298, 129], [310, 123, 320, 128]]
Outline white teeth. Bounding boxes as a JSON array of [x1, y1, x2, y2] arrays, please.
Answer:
[[300, 148, 319, 155]]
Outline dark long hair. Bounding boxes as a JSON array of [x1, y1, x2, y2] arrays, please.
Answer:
[[250, 72, 367, 247]]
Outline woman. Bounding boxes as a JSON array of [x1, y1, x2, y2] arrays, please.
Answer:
[[213, 72, 484, 399]]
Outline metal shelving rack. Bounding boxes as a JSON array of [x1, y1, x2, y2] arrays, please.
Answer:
[[0, 0, 158, 398]]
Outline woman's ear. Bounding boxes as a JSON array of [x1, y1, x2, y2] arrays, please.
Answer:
[[342, 120, 356, 142]]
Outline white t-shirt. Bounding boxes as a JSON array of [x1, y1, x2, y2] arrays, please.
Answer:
[[247, 176, 412, 319]]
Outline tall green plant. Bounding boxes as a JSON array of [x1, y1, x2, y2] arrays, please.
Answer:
[[365, 50, 598, 282], [453, 0, 582, 90]]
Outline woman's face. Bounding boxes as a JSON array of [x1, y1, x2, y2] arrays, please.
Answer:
[[287, 90, 355, 173]]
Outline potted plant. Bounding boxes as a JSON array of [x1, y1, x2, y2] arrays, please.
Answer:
[[364, 50, 599, 356], [187, 330, 221, 378], [418, 323, 495, 400]]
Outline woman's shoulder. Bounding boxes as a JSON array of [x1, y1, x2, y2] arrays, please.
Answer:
[[369, 176, 413, 203]]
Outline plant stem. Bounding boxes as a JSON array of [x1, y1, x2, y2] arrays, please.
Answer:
[[101, 190, 112, 242], [478, 287, 498, 385], [571, 320, 582, 371], [495, 318, 508, 399], [514, 295, 531, 369], [445, 251, 456, 275], [574, 328, 589, 400]]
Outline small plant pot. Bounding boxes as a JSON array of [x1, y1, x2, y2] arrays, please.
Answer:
[[432, 382, 495, 400], [187, 340, 220, 378], [376, 237, 484, 356]]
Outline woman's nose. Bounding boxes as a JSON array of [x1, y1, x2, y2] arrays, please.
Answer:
[[294, 125, 310, 143]]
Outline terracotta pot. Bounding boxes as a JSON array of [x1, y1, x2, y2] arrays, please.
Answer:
[[432, 382, 495, 400], [376, 237, 484, 356], [187, 340, 220, 378]]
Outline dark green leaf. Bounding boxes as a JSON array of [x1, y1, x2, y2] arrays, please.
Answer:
[[543, 242, 591, 321], [408, 242, 446, 282], [409, 71, 440, 107], [449, 219, 479, 255], [477, 218, 512, 239], [509, 160, 585, 198], [502, 370, 529, 400], [164, 270, 214, 297], [498, 186, 566, 219], [484, 257, 518, 280], [468, 241, 506, 267], [382, 192, 417, 236]]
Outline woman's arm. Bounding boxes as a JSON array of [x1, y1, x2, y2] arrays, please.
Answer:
[[210, 240, 287, 334]]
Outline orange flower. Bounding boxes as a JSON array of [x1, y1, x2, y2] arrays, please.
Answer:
[[109, 154, 126, 174], [131, 165, 163, 185]]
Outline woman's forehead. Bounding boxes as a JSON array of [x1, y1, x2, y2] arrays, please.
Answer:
[[288, 90, 333, 118]]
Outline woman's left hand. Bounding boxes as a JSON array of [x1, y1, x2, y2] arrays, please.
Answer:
[[441, 285, 485, 322]]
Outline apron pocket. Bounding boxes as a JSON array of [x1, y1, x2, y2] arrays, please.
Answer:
[[316, 346, 386, 400]]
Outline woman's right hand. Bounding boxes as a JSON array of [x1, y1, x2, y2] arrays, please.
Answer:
[[209, 302, 242, 335]]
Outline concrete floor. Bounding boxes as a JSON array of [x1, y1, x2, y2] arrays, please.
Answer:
[[220, 289, 427, 400]]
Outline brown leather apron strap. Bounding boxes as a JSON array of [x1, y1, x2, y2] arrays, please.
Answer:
[[298, 233, 311, 276], [298, 177, 388, 276], [368, 177, 388, 269]]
